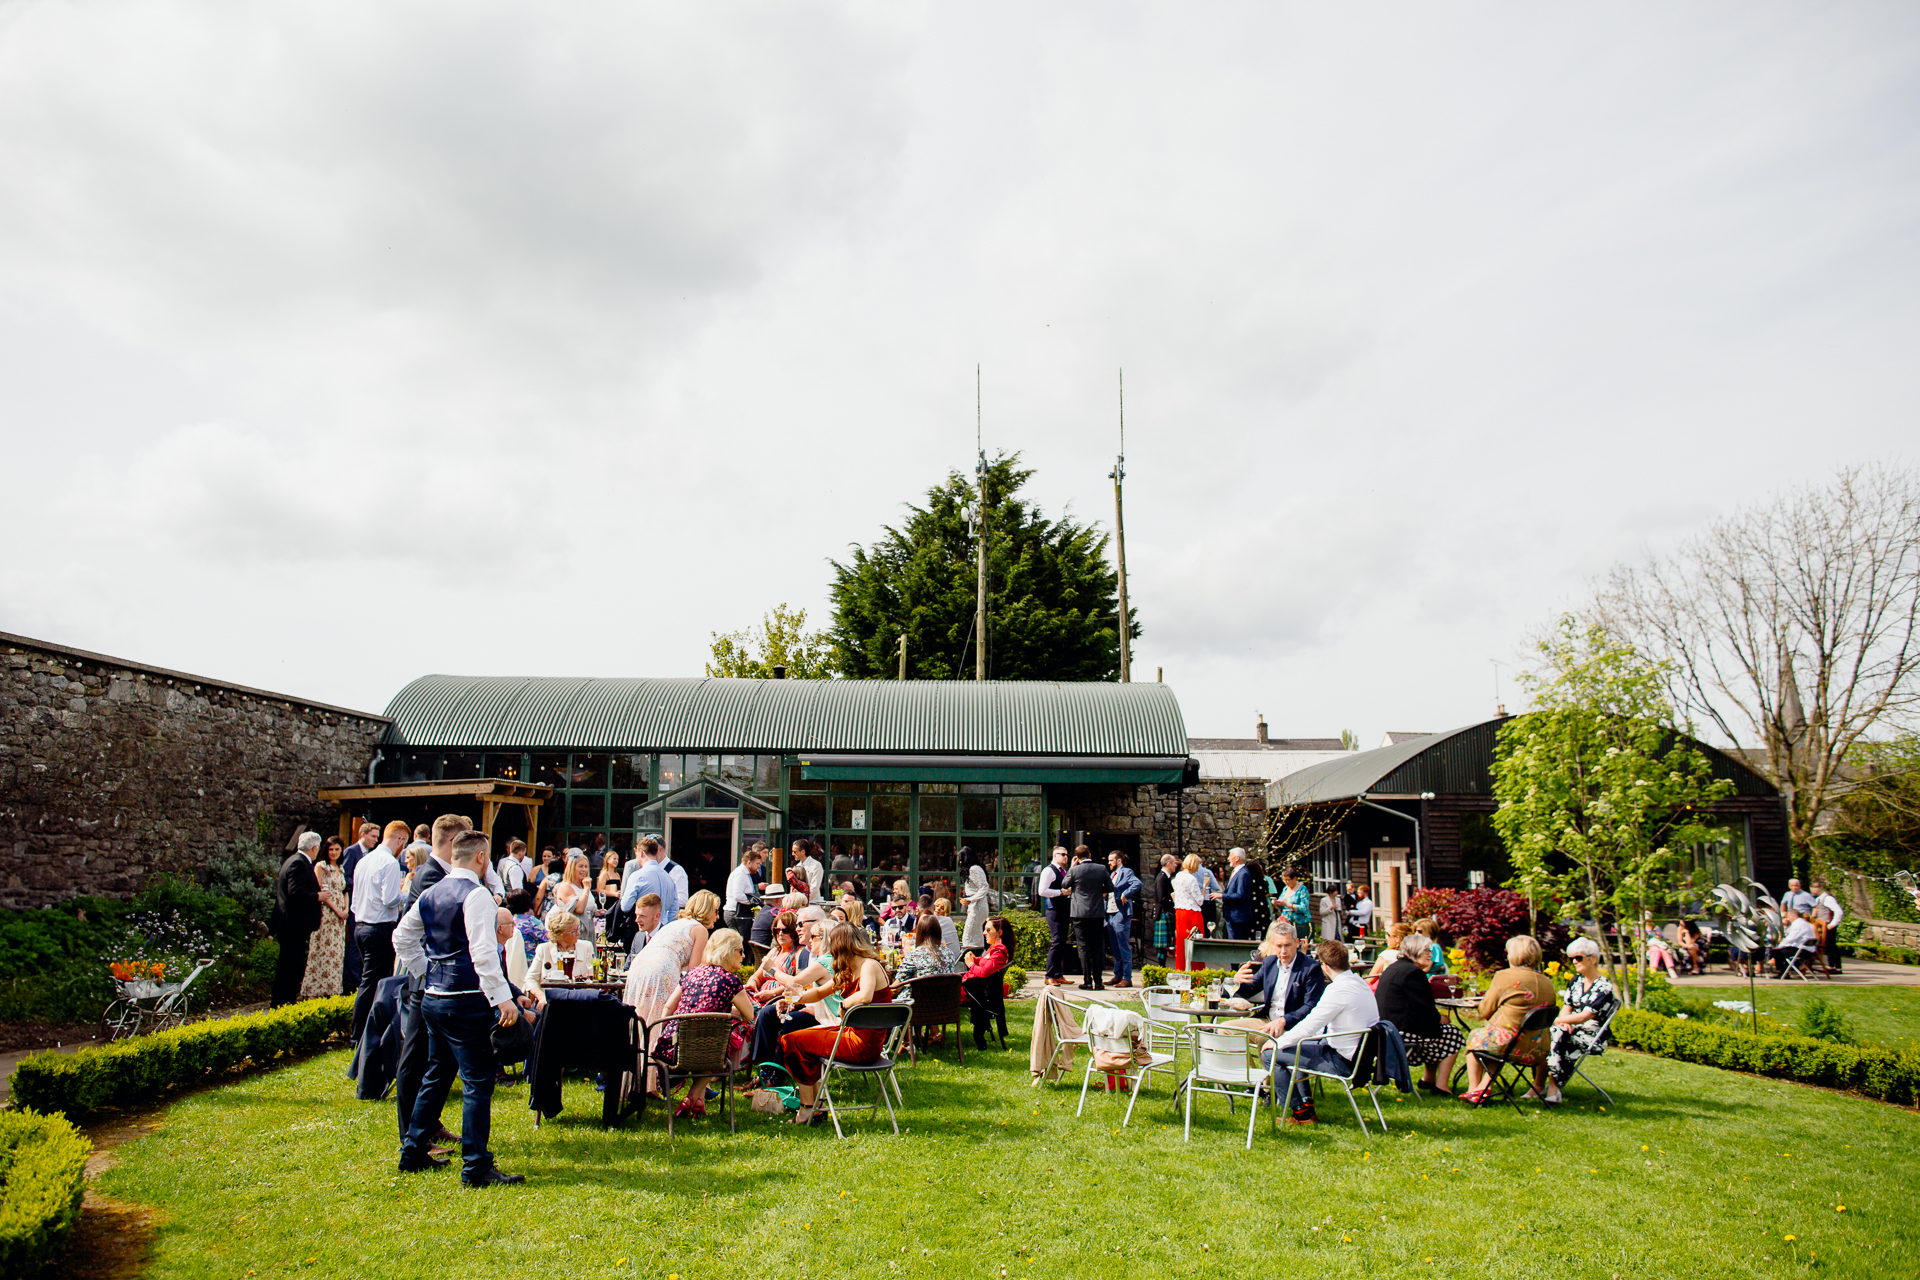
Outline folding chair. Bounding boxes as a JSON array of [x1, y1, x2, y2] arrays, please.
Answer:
[[1076, 1014, 1175, 1128], [1179, 1024, 1282, 1149], [1774, 945, 1816, 982], [651, 1012, 745, 1135], [1559, 1004, 1619, 1106], [1277, 1024, 1389, 1136], [1466, 1005, 1558, 1113], [961, 973, 1008, 1050], [816, 1002, 914, 1138], [901, 973, 966, 1066]]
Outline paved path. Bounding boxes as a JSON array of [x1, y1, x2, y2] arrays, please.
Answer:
[[1660, 959, 1920, 987], [0, 1043, 85, 1106]]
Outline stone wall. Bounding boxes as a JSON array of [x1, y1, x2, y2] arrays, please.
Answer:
[[1055, 777, 1269, 882], [0, 632, 388, 909]]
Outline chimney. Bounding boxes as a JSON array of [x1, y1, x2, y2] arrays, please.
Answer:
[[1496, 703, 1507, 717], [772, 665, 787, 680], [1255, 713, 1268, 744]]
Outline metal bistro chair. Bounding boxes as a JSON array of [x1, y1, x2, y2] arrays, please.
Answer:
[[651, 1012, 746, 1136], [902, 973, 966, 1065], [1179, 1024, 1283, 1150], [816, 1002, 915, 1138], [1039, 991, 1110, 1084], [1559, 1003, 1620, 1106], [1076, 1011, 1175, 1128], [1466, 1005, 1559, 1113], [1280, 1024, 1389, 1136], [1136, 987, 1192, 1085]]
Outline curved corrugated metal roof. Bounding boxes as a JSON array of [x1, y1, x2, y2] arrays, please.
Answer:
[[381, 676, 1190, 755], [1267, 716, 1779, 807]]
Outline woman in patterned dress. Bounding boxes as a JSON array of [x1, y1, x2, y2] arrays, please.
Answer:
[[779, 922, 896, 1126], [1460, 934, 1557, 1104], [657, 928, 756, 1120], [1277, 867, 1313, 939], [1542, 937, 1619, 1106], [298, 838, 350, 1001]]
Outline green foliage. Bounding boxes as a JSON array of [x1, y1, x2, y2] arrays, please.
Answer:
[[997, 908, 1052, 972], [1493, 617, 1736, 990], [1842, 940, 1920, 965], [1611, 1006, 1920, 1105], [1002, 966, 1027, 992], [1828, 735, 1920, 864], [706, 603, 836, 679], [203, 838, 279, 928], [1795, 995, 1858, 1044], [0, 1111, 91, 1278], [828, 453, 1137, 680], [9, 995, 353, 1122], [1138, 965, 1240, 990]]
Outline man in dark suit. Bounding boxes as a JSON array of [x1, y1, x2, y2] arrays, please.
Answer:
[[1228, 921, 1325, 1032], [1063, 846, 1113, 992], [1222, 848, 1253, 940], [269, 832, 324, 1007], [1036, 846, 1072, 986]]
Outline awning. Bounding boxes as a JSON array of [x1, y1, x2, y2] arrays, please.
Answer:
[[796, 754, 1196, 786]]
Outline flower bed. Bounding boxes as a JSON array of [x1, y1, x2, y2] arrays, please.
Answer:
[[10, 995, 353, 1123], [1611, 1007, 1920, 1105], [0, 1111, 92, 1278]]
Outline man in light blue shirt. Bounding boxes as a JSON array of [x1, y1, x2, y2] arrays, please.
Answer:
[[623, 838, 681, 921]]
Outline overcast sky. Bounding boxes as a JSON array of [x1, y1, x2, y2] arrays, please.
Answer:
[[2, 2, 1916, 745]]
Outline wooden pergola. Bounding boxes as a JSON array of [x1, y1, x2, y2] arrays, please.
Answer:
[[317, 778, 555, 852]]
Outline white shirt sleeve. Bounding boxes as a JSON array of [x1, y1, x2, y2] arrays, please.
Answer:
[[393, 901, 427, 977], [462, 877, 511, 1006]]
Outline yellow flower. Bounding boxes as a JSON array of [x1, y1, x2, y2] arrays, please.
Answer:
[[1784, 1235, 1796, 1242], [1837, 1205, 1846, 1212]]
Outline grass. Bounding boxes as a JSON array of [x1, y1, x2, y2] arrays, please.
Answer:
[[93, 1003, 1919, 1280], [1680, 982, 1920, 1051]]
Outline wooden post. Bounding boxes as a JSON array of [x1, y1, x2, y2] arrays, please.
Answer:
[[481, 798, 500, 837], [527, 805, 540, 858], [1389, 865, 1403, 928], [338, 812, 355, 845]]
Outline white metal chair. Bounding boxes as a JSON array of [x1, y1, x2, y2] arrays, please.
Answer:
[[1039, 989, 1111, 1084], [1773, 944, 1817, 982], [1135, 987, 1191, 1084], [1076, 1011, 1174, 1127], [815, 1002, 914, 1138], [1180, 1024, 1281, 1150], [1275, 1024, 1388, 1135]]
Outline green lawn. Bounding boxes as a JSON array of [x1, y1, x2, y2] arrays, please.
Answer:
[[1682, 982, 1920, 1051], [94, 1005, 1917, 1280]]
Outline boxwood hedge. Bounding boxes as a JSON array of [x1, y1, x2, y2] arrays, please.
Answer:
[[0, 1111, 91, 1277], [1612, 1007, 1920, 1105]]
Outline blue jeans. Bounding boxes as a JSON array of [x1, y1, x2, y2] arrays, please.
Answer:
[[1107, 913, 1133, 983], [1264, 1040, 1351, 1110], [405, 993, 498, 1179]]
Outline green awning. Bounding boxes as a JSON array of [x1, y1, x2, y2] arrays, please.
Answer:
[[796, 754, 1193, 786]]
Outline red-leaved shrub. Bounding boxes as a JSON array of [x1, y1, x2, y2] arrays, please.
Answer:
[[1405, 888, 1460, 926], [1436, 889, 1534, 969]]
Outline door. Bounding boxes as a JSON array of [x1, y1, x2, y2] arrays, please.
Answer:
[[1371, 846, 1410, 929], [669, 816, 737, 901], [1091, 832, 1144, 945]]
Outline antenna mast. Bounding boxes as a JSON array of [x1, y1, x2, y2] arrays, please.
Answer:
[[1111, 368, 1131, 683], [975, 365, 988, 681]]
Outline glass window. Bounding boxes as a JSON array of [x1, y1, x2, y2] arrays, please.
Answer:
[[635, 800, 666, 832], [872, 795, 910, 831], [668, 787, 707, 810], [536, 795, 565, 847], [609, 753, 648, 790], [919, 835, 957, 873], [917, 797, 957, 832], [687, 754, 718, 781], [1002, 783, 1042, 794], [872, 781, 910, 794], [961, 836, 1000, 873], [657, 755, 684, 792], [788, 766, 824, 791], [962, 797, 998, 832], [871, 834, 910, 874], [832, 796, 869, 830], [830, 780, 867, 793], [720, 755, 754, 788], [960, 782, 1000, 795], [1002, 796, 1043, 833], [485, 753, 523, 781], [829, 836, 868, 867], [570, 755, 609, 789], [918, 782, 959, 795], [753, 755, 782, 793], [611, 794, 645, 831], [531, 754, 568, 788], [789, 794, 826, 832], [399, 752, 436, 783], [441, 753, 482, 780], [570, 794, 605, 827]]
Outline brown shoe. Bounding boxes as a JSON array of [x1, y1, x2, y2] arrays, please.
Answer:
[[1111, 980, 1133, 989]]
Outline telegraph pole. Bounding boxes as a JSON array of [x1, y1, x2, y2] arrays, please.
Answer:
[[975, 365, 989, 681], [1111, 368, 1131, 683], [898, 633, 908, 680]]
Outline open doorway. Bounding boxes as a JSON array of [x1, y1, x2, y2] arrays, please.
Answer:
[[669, 816, 736, 901]]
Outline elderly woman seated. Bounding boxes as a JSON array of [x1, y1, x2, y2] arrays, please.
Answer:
[[1373, 932, 1462, 1095], [1541, 936, 1619, 1106], [526, 906, 597, 1004], [1460, 934, 1557, 1105], [657, 927, 757, 1121]]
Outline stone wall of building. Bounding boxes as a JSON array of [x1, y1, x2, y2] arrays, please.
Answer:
[[1056, 777, 1270, 878], [0, 632, 388, 909]]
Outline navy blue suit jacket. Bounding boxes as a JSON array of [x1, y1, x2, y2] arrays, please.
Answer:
[[1223, 865, 1253, 924], [1235, 950, 1327, 1028]]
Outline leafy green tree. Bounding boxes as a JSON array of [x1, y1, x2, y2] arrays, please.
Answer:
[[827, 453, 1137, 680], [706, 603, 835, 679], [1492, 617, 1736, 1004]]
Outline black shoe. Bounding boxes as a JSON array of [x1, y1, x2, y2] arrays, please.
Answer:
[[463, 1167, 525, 1188], [398, 1155, 449, 1172]]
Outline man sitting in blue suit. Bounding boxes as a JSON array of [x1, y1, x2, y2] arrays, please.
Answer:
[[1225, 920, 1325, 1037]]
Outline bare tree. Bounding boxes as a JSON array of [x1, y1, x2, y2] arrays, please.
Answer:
[[1588, 462, 1920, 854]]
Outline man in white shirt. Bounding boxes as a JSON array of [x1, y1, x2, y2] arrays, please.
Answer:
[[1266, 940, 1379, 1124], [341, 821, 381, 993], [499, 839, 531, 895], [1772, 908, 1818, 977], [663, 844, 690, 919], [394, 829, 524, 1187], [795, 838, 826, 903], [1811, 878, 1845, 974], [726, 846, 767, 932], [349, 820, 411, 1048], [1346, 883, 1375, 942]]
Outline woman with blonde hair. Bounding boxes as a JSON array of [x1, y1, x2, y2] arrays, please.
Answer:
[[1171, 853, 1206, 972], [1461, 934, 1557, 1104], [551, 850, 595, 938], [624, 889, 722, 1045], [527, 906, 597, 1003], [657, 927, 757, 1120], [778, 922, 896, 1126]]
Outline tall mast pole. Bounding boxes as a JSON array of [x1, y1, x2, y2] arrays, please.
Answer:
[[976, 365, 988, 681], [1112, 368, 1131, 683]]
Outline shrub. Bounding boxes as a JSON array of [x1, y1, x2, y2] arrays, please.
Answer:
[[1404, 888, 1460, 927], [1611, 1007, 1920, 1105], [1435, 889, 1534, 969], [1842, 941, 1920, 966], [1139, 965, 1240, 990], [997, 908, 1052, 972], [0, 1111, 92, 1278], [1794, 995, 1857, 1045], [202, 840, 280, 930], [1002, 966, 1027, 994], [10, 995, 353, 1123]]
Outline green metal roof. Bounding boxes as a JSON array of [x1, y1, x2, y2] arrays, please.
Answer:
[[381, 675, 1190, 756]]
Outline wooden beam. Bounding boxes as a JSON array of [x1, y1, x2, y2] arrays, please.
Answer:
[[481, 798, 500, 837], [317, 780, 554, 803]]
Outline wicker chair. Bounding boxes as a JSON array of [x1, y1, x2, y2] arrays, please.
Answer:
[[902, 973, 966, 1065], [748, 940, 772, 968], [651, 1012, 744, 1134]]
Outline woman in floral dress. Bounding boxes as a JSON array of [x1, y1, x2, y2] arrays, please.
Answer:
[[299, 839, 350, 1000], [1542, 936, 1619, 1105], [656, 928, 756, 1119]]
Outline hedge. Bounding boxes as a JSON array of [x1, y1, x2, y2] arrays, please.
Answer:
[[1139, 964, 1240, 990], [1612, 1007, 1920, 1105], [0, 1111, 92, 1277], [10, 995, 354, 1123], [1841, 941, 1920, 966]]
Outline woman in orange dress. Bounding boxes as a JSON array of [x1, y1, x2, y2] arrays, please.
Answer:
[[779, 922, 895, 1126]]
